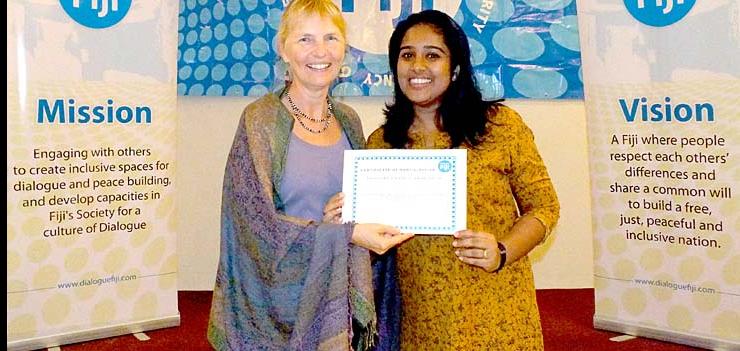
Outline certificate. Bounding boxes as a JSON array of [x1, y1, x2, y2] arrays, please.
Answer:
[[342, 149, 467, 235]]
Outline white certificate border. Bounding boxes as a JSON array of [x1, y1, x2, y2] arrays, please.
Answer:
[[347, 154, 461, 232]]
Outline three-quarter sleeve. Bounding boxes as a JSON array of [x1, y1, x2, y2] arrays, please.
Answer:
[[502, 107, 560, 240]]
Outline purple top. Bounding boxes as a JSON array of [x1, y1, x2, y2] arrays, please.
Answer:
[[279, 131, 352, 222]]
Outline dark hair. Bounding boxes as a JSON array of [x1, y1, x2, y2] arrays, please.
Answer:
[[382, 10, 501, 148]]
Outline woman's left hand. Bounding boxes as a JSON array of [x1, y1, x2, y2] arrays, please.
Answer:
[[452, 229, 500, 272]]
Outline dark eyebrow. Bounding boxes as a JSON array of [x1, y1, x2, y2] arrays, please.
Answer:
[[399, 45, 448, 54], [424, 45, 448, 54]]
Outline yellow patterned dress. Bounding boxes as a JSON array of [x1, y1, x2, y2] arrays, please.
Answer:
[[367, 106, 560, 350]]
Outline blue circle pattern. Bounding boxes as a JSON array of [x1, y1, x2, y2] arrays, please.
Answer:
[[179, 0, 278, 96], [230, 19, 245, 38], [468, 39, 487, 67], [186, 30, 197, 45], [214, 23, 228, 41], [198, 46, 212, 62], [250, 38, 269, 58], [248, 14, 265, 34], [200, 7, 211, 24], [549, 15, 580, 52], [178, 1, 582, 98], [493, 28, 545, 61], [231, 41, 248, 60], [243, 0, 259, 11], [200, 27, 212, 43]]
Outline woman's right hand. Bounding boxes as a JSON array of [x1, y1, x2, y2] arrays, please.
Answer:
[[322, 192, 344, 224], [351, 224, 414, 255]]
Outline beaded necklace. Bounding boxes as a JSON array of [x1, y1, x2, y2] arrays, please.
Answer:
[[286, 91, 333, 134]]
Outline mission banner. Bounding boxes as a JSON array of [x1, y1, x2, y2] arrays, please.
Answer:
[[577, 0, 739, 349], [7, 1, 179, 350]]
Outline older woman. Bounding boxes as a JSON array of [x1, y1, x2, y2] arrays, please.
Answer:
[[207, 1, 411, 350], [368, 10, 560, 350]]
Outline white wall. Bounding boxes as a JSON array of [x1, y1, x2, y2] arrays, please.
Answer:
[[176, 96, 594, 290]]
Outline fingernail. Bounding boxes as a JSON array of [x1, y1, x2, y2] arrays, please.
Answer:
[[454, 250, 460, 256], [452, 240, 458, 247]]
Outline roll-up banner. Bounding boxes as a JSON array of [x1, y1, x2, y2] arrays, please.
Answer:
[[7, 1, 179, 350], [577, 0, 739, 349]]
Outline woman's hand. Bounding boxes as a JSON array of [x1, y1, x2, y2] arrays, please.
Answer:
[[322, 193, 344, 224], [452, 229, 501, 272], [351, 223, 414, 255]]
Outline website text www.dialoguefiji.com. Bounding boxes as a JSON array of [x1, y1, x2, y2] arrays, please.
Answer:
[[57, 274, 137, 289], [632, 278, 715, 294]]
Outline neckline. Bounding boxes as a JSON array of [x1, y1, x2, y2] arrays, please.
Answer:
[[290, 130, 346, 149]]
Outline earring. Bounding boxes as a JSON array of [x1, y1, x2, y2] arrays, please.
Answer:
[[283, 62, 291, 82], [451, 66, 460, 81]]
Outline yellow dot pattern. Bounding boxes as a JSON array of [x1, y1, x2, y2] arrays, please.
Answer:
[[639, 248, 663, 272], [91, 299, 117, 326], [596, 297, 618, 317], [691, 282, 721, 313], [27, 240, 52, 263], [9, 314, 38, 340], [64, 248, 89, 273], [133, 292, 159, 320], [622, 288, 647, 316], [8, 250, 22, 275], [8, 280, 28, 309], [711, 311, 740, 340], [42, 293, 71, 325], [103, 248, 128, 274], [607, 234, 628, 255], [666, 305, 693, 331], [722, 255, 740, 285], [678, 256, 705, 282]]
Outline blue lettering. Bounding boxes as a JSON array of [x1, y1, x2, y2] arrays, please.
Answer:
[[36, 98, 152, 124], [93, 106, 105, 123], [650, 101, 663, 121], [619, 98, 640, 122], [38, 99, 65, 123], [695, 103, 714, 121], [136, 106, 152, 123], [620, 96, 714, 123], [117, 106, 133, 123], [78, 105, 91, 123]]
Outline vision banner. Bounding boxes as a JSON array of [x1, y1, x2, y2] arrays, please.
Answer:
[[577, 0, 739, 348], [7, 1, 179, 350]]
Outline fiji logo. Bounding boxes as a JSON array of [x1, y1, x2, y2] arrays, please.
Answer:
[[624, 0, 695, 27], [60, 0, 132, 29], [337, 0, 461, 54], [438, 160, 452, 172]]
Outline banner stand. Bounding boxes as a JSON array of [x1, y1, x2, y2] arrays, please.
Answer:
[[595, 317, 736, 350], [8, 315, 180, 351]]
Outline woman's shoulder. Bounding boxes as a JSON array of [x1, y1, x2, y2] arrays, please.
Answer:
[[367, 127, 389, 148], [331, 99, 362, 127], [243, 93, 281, 119], [240, 93, 292, 135], [332, 99, 359, 117], [479, 104, 534, 143], [486, 104, 524, 126]]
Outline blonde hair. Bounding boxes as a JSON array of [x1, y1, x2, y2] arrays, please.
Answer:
[[277, 0, 347, 48]]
